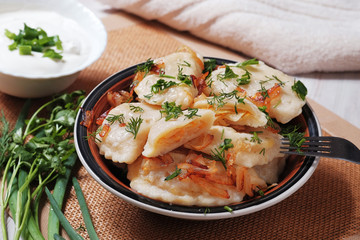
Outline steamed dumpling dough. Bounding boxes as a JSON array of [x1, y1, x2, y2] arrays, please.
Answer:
[[96, 102, 161, 164], [192, 93, 267, 128], [135, 51, 204, 109], [142, 109, 215, 157], [128, 151, 246, 206], [184, 125, 284, 168], [203, 61, 306, 123]]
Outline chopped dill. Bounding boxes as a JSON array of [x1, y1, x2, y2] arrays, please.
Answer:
[[125, 116, 143, 139], [129, 105, 144, 113]]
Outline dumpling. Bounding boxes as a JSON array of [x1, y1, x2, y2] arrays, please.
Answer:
[[192, 93, 267, 128], [96, 102, 161, 164], [128, 150, 269, 206], [142, 109, 215, 157], [203, 61, 306, 123], [184, 125, 284, 168], [134, 50, 204, 109]]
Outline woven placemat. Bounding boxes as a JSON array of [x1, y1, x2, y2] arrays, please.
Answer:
[[1, 22, 360, 240]]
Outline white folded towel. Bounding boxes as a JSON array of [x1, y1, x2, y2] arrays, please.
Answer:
[[101, 0, 360, 74]]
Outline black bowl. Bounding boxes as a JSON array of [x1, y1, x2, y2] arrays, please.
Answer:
[[74, 58, 321, 220]]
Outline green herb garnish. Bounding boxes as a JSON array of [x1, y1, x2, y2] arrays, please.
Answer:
[[136, 58, 154, 77], [234, 58, 259, 85], [129, 105, 144, 113], [177, 67, 193, 86], [144, 94, 153, 100], [258, 106, 279, 130], [258, 84, 270, 99], [236, 58, 259, 67], [259, 148, 266, 156], [5, 23, 63, 60], [281, 125, 306, 152], [184, 108, 200, 119], [160, 101, 183, 121], [164, 166, 182, 181], [0, 90, 85, 240], [125, 116, 143, 139], [204, 207, 211, 215], [292, 79, 307, 100], [106, 114, 125, 125], [224, 206, 233, 212], [236, 70, 252, 85], [209, 138, 234, 169], [159, 71, 176, 79], [217, 65, 238, 84], [203, 59, 217, 74], [151, 79, 178, 94], [256, 186, 265, 197], [179, 60, 191, 67], [207, 90, 245, 111], [250, 131, 263, 144], [87, 126, 103, 143]]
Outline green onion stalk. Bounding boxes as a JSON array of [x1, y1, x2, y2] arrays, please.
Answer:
[[0, 90, 85, 240]]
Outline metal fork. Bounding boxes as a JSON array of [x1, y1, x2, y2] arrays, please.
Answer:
[[280, 136, 360, 164]]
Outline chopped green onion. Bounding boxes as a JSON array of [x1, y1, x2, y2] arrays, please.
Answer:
[[45, 187, 84, 240], [5, 23, 63, 60], [164, 166, 182, 181], [224, 206, 233, 212], [18, 45, 32, 55], [72, 177, 99, 240]]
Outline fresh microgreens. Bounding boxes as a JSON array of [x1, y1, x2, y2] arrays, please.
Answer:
[[5, 23, 63, 60], [292, 79, 307, 100], [151, 79, 178, 94], [129, 105, 144, 113], [164, 166, 182, 181], [280, 125, 306, 152], [106, 114, 125, 125], [135, 58, 154, 77], [209, 138, 234, 169], [250, 131, 263, 144], [160, 101, 183, 121], [125, 116, 143, 139]]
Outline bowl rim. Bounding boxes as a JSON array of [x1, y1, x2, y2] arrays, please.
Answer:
[[74, 57, 321, 220], [0, 0, 107, 79]]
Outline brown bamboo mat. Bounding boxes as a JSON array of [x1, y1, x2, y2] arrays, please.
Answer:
[[1, 22, 360, 240]]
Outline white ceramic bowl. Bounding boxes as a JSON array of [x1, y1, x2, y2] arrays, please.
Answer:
[[0, 0, 107, 98], [74, 58, 321, 220]]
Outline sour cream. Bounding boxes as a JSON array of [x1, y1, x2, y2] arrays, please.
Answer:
[[0, 9, 91, 77]]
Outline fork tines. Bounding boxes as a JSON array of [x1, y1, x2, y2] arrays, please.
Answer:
[[280, 137, 332, 155]]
